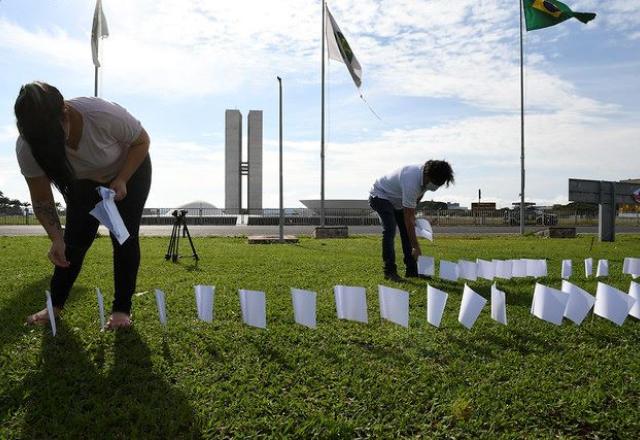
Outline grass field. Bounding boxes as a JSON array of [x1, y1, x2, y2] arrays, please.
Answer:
[[1, 234, 640, 439]]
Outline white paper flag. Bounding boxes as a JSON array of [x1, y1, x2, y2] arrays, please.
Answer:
[[585, 258, 593, 277], [415, 218, 434, 241], [194, 285, 214, 322], [525, 259, 547, 278], [45, 290, 57, 336], [511, 259, 527, 278], [427, 285, 448, 328], [291, 288, 317, 329], [458, 284, 487, 330], [561, 260, 572, 279], [89, 187, 130, 245], [561, 281, 595, 325], [155, 289, 168, 326], [476, 259, 495, 281], [629, 282, 640, 320], [623, 258, 630, 274], [239, 289, 267, 329], [491, 283, 507, 325], [494, 260, 512, 280], [334, 285, 368, 323], [378, 285, 410, 328], [417, 256, 435, 276], [623, 257, 640, 276], [96, 287, 105, 330], [531, 283, 568, 326], [439, 260, 459, 282], [596, 259, 609, 277], [594, 282, 635, 326], [458, 260, 477, 281]]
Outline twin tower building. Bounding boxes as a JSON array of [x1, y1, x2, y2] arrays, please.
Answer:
[[225, 109, 263, 213]]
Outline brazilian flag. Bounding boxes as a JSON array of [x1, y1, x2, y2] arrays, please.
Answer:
[[523, 0, 596, 31]]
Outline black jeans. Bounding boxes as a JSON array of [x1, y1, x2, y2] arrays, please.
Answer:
[[369, 196, 417, 275], [50, 155, 152, 314]]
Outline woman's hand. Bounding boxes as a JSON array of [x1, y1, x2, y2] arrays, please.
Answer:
[[109, 179, 127, 201], [48, 239, 70, 268]]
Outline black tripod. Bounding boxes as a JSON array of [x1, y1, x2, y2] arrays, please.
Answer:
[[165, 210, 199, 262]]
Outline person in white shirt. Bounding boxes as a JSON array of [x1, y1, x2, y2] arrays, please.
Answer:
[[14, 82, 151, 330], [369, 160, 454, 281]]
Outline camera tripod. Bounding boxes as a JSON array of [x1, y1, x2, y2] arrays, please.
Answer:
[[165, 210, 199, 263]]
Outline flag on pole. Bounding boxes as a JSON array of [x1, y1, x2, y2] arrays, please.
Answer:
[[523, 0, 596, 31], [324, 4, 362, 88], [91, 0, 109, 67]]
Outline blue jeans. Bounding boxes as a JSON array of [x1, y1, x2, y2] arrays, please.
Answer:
[[369, 196, 417, 275]]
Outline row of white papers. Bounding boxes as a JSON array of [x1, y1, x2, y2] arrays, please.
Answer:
[[417, 257, 640, 281], [43, 281, 639, 336]]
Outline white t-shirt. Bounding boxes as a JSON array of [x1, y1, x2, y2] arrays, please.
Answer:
[[370, 164, 427, 210], [16, 97, 143, 183]]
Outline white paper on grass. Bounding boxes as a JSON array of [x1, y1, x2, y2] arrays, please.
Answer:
[[561, 281, 595, 325], [96, 287, 105, 330], [491, 284, 507, 325], [561, 260, 572, 280], [585, 258, 593, 277], [439, 260, 459, 282], [415, 218, 433, 241], [458, 260, 477, 281], [511, 259, 527, 278], [494, 260, 512, 280], [334, 285, 368, 323], [194, 285, 214, 322], [596, 259, 609, 277], [476, 259, 495, 281], [89, 186, 130, 245], [154, 289, 168, 326], [525, 259, 547, 278], [417, 256, 435, 276], [594, 282, 635, 326], [531, 283, 569, 326], [427, 285, 448, 328], [378, 285, 409, 328], [291, 288, 317, 329], [623, 257, 640, 276], [458, 284, 487, 330], [239, 289, 267, 329], [623, 258, 630, 274], [45, 290, 57, 336], [629, 282, 640, 319]]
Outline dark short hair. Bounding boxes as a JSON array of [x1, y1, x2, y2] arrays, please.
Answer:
[[424, 160, 454, 187]]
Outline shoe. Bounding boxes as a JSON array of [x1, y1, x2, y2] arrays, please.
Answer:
[[384, 272, 404, 282]]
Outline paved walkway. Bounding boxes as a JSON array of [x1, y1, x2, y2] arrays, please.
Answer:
[[1, 224, 639, 237]]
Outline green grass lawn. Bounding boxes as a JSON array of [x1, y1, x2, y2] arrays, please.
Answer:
[[1, 234, 640, 439]]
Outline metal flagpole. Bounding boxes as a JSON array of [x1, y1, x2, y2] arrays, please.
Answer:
[[320, 0, 326, 227], [278, 76, 284, 242], [94, 65, 99, 97], [519, 0, 525, 235]]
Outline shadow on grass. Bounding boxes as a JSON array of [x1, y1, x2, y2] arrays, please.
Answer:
[[16, 324, 201, 439]]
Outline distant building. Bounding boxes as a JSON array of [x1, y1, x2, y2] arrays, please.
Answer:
[[620, 178, 640, 213]]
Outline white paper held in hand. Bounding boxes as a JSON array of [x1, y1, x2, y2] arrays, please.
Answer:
[[427, 285, 448, 328], [415, 218, 433, 241], [89, 186, 130, 245], [334, 285, 368, 323], [45, 290, 57, 336], [560, 280, 595, 325], [458, 284, 487, 329], [378, 285, 409, 328], [417, 256, 435, 276], [239, 289, 267, 329], [291, 288, 317, 329], [491, 283, 507, 325]]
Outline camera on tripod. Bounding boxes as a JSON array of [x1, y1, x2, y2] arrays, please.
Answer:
[[165, 209, 199, 263]]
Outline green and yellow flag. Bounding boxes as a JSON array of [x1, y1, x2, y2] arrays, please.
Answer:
[[523, 0, 596, 31]]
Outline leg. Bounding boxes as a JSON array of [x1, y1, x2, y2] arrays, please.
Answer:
[[110, 156, 151, 316], [369, 197, 398, 276], [394, 209, 418, 276]]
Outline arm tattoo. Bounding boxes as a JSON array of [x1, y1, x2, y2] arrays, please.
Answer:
[[33, 200, 62, 230]]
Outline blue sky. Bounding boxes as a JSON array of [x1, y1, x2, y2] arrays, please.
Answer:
[[0, 0, 638, 209]]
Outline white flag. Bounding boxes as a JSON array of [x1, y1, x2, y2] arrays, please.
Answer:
[[92, 0, 109, 68], [325, 4, 362, 88]]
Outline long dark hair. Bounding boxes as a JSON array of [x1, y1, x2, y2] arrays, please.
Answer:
[[14, 82, 75, 199]]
